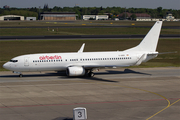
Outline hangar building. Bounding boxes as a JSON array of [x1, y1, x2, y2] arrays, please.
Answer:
[[40, 12, 77, 20], [26, 17, 36, 21], [0, 15, 24, 20], [82, 15, 109, 20], [118, 12, 151, 20]]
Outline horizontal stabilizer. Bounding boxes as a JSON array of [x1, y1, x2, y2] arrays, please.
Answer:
[[158, 51, 177, 55], [147, 51, 177, 55]]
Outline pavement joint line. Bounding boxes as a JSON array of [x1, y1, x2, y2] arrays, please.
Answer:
[[0, 98, 179, 109], [0, 82, 97, 87]]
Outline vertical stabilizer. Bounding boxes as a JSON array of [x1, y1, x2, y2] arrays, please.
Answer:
[[125, 21, 162, 52]]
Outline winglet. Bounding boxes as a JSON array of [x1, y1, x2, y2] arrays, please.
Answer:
[[78, 43, 85, 53]]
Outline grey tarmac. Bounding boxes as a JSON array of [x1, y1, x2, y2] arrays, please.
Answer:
[[0, 67, 180, 120]]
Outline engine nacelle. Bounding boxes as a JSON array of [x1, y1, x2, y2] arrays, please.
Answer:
[[66, 66, 86, 76]]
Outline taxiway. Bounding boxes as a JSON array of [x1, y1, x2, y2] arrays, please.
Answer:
[[0, 67, 180, 120]]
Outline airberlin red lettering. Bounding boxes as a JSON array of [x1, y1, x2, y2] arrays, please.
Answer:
[[39, 55, 62, 60]]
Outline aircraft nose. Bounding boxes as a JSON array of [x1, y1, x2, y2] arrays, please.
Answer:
[[3, 62, 10, 70]]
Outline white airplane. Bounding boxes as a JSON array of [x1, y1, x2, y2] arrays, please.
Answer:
[[3, 21, 162, 77]]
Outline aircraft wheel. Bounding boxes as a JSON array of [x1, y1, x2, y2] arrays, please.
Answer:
[[19, 74, 23, 77], [88, 72, 94, 77]]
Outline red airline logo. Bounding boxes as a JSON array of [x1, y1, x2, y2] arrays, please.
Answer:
[[39, 55, 62, 60]]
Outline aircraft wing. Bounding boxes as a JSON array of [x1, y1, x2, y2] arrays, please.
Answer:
[[83, 65, 130, 69]]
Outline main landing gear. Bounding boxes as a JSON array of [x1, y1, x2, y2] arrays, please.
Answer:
[[88, 72, 94, 77], [86, 69, 94, 77]]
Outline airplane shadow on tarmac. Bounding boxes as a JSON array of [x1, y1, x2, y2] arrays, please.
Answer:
[[78, 69, 151, 83], [52, 117, 73, 120], [0, 69, 151, 83], [97, 68, 151, 76], [0, 72, 66, 78]]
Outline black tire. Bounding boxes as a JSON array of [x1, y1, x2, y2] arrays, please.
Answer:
[[19, 74, 23, 77], [88, 72, 94, 77]]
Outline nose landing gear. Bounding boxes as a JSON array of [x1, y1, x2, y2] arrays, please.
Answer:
[[13, 71, 23, 77], [19, 74, 23, 77]]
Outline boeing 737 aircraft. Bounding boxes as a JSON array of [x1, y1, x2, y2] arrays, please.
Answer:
[[3, 21, 162, 77]]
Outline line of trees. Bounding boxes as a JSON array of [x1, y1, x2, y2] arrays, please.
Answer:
[[0, 9, 38, 18], [0, 6, 180, 19]]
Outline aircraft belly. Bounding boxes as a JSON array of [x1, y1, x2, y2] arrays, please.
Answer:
[[22, 62, 66, 72], [31, 65, 66, 71]]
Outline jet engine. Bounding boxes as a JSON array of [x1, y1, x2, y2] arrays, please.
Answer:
[[66, 66, 86, 76]]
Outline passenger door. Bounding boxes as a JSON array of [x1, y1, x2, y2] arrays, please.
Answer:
[[24, 57, 29, 66]]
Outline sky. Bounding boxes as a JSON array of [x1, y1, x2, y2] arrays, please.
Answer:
[[1, 0, 180, 9]]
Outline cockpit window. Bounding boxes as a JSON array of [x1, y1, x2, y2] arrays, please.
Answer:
[[10, 60, 18, 63]]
